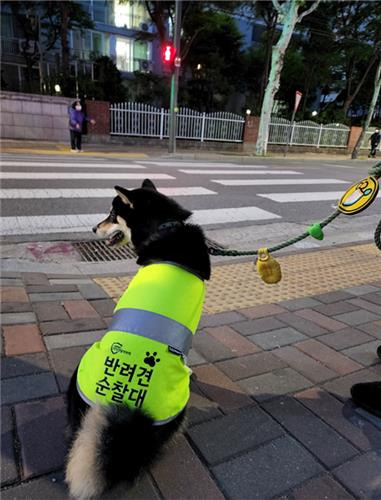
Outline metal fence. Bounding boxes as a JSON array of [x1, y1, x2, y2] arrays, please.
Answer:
[[110, 102, 245, 142], [268, 117, 350, 148]]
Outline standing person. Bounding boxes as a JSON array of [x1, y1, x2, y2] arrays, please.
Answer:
[[69, 100, 95, 152], [368, 129, 381, 158]]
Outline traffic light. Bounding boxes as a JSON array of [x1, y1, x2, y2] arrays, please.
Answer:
[[162, 43, 176, 64]]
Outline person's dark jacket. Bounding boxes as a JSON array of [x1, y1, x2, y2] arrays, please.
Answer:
[[370, 131, 380, 147]]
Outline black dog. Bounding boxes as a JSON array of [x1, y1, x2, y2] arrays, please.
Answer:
[[65, 179, 211, 499]]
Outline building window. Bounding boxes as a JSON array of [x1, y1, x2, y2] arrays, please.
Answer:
[[113, 0, 148, 29], [116, 37, 133, 72]]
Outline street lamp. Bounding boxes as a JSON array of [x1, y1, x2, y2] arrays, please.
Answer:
[[54, 84, 61, 93], [312, 110, 318, 117], [246, 109, 251, 116]]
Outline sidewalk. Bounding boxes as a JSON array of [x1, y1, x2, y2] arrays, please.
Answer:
[[0, 138, 375, 162], [1, 243, 381, 499]]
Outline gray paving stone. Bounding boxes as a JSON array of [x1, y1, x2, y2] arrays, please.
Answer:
[[88, 299, 116, 317], [361, 293, 381, 305], [216, 352, 288, 381], [192, 331, 234, 362], [2, 372, 58, 405], [238, 367, 313, 402], [33, 302, 69, 322], [248, 327, 307, 350], [1, 352, 50, 379], [313, 291, 355, 303], [49, 278, 93, 284], [333, 452, 381, 498], [0, 312, 36, 325], [347, 298, 381, 316], [318, 327, 375, 350], [1, 407, 18, 486], [341, 340, 381, 366], [187, 382, 222, 427], [26, 284, 79, 293], [281, 474, 355, 500], [273, 346, 337, 383], [100, 473, 161, 499], [275, 312, 329, 337], [355, 408, 381, 431], [232, 317, 286, 336], [279, 297, 322, 311], [212, 436, 323, 499], [0, 303, 33, 314], [188, 405, 284, 465], [21, 273, 49, 286], [187, 348, 207, 367], [263, 396, 358, 469], [44, 329, 104, 350], [358, 321, 381, 338], [312, 301, 359, 317], [199, 311, 246, 328], [0, 279, 23, 286], [39, 317, 106, 336], [29, 292, 82, 302], [334, 310, 381, 326], [323, 369, 380, 401], [49, 346, 88, 392], [344, 285, 381, 296], [1, 472, 68, 500], [15, 396, 67, 479], [77, 283, 109, 299]]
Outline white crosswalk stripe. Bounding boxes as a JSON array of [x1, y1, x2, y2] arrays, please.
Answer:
[[212, 178, 347, 186], [0, 205, 280, 235], [180, 169, 302, 175], [0, 172, 174, 180], [0, 161, 146, 169], [0, 187, 217, 199], [141, 161, 270, 168], [258, 190, 381, 202]]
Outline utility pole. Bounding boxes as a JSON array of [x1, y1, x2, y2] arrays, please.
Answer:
[[168, 0, 182, 154]]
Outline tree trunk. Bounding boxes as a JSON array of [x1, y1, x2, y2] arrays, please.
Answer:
[[256, 1, 299, 156], [351, 57, 381, 159], [60, 2, 70, 73], [259, 19, 276, 110]]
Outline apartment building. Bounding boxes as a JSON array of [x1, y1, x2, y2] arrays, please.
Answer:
[[1, 0, 158, 92]]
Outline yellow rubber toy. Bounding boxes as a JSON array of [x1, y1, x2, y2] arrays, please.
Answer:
[[256, 248, 282, 284]]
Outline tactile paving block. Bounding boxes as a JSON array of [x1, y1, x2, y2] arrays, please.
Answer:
[[94, 244, 381, 314]]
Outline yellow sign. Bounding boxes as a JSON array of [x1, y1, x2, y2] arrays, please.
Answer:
[[338, 176, 379, 215]]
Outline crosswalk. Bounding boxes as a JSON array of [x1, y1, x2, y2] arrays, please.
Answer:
[[1, 155, 378, 238]]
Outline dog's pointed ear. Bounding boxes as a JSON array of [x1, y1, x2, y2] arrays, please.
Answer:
[[115, 186, 133, 206], [141, 179, 157, 191]]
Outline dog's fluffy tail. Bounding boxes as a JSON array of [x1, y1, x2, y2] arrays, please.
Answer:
[[65, 404, 158, 499]]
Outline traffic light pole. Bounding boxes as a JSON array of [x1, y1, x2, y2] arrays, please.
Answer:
[[168, 0, 182, 154]]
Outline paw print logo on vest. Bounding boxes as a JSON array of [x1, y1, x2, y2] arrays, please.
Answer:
[[144, 352, 161, 367]]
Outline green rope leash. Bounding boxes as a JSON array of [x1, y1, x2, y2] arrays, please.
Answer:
[[208, 161, 381, 257]]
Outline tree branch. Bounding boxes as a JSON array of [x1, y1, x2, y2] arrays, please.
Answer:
[[297, 0, 320, 22], [272, 0, 285, 15]]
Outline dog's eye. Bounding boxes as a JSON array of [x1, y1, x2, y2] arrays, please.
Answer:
[[109, 209, 117, 223]]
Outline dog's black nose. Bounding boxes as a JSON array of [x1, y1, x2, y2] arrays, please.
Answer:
[[92, 226, 97, 233]]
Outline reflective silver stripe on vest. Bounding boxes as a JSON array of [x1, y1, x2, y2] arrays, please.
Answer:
[[109, 308, 193, 355]]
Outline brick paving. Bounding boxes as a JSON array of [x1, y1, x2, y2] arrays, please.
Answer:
[[1, 265, 381, 499]]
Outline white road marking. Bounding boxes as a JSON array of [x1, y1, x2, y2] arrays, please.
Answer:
[[140, 162, 270, 168], [258, 191, 381, 202], [180, 169, 301, 175], [0, 172, 174, 180], [0, 206, 280, 235], [212, 178, 347, 186], [0, 187, 217, 199], [0, 162, 146, 169]]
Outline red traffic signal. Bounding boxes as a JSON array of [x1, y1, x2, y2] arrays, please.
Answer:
[[162, 44, 176, 64]]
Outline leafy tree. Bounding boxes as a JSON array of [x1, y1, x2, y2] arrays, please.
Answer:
[[256, 0, 320, 155], [4, 1, 93, 93]]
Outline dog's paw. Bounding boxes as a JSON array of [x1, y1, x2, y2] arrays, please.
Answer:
[[144, 352, 160, 367]]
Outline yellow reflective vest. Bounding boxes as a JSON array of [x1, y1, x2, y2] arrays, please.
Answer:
[[77, 263, 205, 424]]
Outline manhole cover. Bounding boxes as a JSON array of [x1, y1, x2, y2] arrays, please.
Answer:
[[73, 238, 226, 262]]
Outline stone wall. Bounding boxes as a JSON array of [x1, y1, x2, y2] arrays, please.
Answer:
[[0, 91, 73, 142]]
